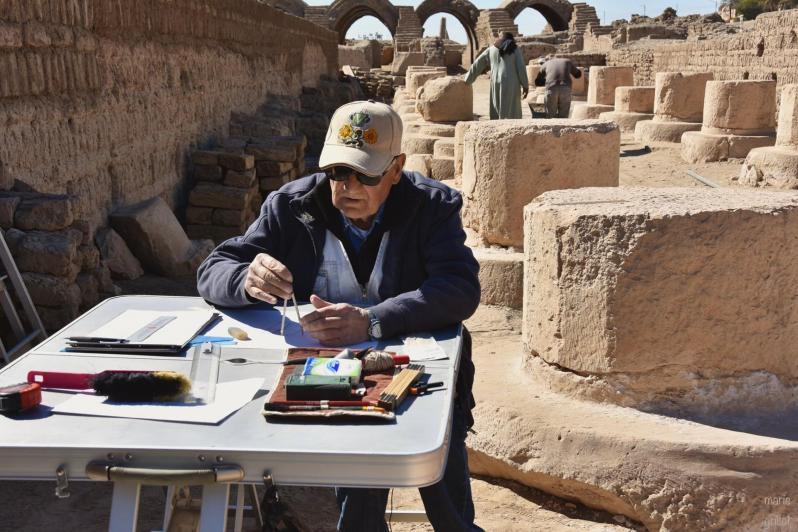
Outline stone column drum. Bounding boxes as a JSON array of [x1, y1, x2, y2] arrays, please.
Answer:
[[461, 119, 620, 249], [635, 72, 713, 144], [740, 84, 798, 187], [571, 66, 633, 119], [599, 86, 655, 133], [682, 80, 777, 163]]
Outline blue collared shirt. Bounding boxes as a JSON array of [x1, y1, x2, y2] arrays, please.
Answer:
[[340, 204, 385, 253]]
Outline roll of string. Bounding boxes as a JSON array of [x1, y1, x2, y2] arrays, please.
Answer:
[[363, 351, 396, 372]]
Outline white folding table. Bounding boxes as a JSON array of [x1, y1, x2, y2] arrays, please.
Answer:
[[0, 296, 463, 531]]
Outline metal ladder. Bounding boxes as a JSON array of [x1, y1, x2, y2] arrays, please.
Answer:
[[0, 229, 46, 364]]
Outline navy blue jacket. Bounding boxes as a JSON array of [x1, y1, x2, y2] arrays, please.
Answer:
[[196, 171, 481, 340]]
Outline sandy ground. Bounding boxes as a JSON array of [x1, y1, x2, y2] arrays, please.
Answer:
[[0, 80, 759, 531]]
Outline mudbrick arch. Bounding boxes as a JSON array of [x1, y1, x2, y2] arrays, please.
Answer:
[[327, 0, 399, 43], [416, 0, 480, 62], [499, 0, 573, 32]]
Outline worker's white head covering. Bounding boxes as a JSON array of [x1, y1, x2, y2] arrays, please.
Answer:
[[319, 100, 403, 177]]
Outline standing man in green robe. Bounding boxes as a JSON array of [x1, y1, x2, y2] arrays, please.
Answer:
[[464, 32, 529, 119]]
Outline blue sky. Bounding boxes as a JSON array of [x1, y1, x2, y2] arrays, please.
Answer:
[[303, 0, 722, 42]]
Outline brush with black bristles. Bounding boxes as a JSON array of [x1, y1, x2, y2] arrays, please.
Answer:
[[27, 370, 192, 402]]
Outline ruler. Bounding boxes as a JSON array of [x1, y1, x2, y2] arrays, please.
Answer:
[[126, 315, 177, 342]]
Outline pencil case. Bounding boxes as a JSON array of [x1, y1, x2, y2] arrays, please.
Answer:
[[285, 374, 352, 400]]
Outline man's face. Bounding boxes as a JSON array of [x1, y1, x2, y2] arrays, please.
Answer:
[[330, 154, 405, 226]]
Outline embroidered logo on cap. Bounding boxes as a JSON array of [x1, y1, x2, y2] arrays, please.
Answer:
[[338, 110, 378, 148]]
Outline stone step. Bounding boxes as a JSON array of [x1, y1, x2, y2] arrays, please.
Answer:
[[430, 155, 454, 181], [433, 137, 455, 158]]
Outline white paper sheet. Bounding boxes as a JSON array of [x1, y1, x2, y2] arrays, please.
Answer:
[[89, 309, 217, 346], [401, 334, 448, 361], [52, 378, 264, 424]]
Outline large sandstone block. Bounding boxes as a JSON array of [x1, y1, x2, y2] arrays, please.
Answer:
[[614, 86, 654, 113], [95, 227, 144, 281], [406, 69, 445, 95], [702, 80, 777, 134], [524, 187, 798, 414], [587, 66, 633, 106], [13, 194, 74, 231], [391, 51, 424, 75], [416, 77, 473, 123], [653, 72, 713, 122], [5, 228, 81, 280], [462, 120, 620, 248], [472, 247, 523, 309], [110, 197, 210, 278], [777, 83, 798, 147]]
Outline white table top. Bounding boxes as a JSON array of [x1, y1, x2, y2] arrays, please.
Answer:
[[0, 296, 463, 488]]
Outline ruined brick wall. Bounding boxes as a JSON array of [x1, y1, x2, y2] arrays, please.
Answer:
[[0, 0, 337, 233], [607, 10, 798, 88]]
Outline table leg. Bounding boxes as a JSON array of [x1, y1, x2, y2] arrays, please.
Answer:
[[161, 485, 176, 531], [199, 483, 230, 532], [233, 484, 245, 532], [108, 481, 140, 532]]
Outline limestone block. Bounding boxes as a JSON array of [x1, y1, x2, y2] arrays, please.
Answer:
[[109, 197, 196, 277], [76, 272, 100, 311], [404, 154, 431, 176], [94, 227, 144, 281], [525, 65, 540, 86], [433, 138, 454, 158], [587, 66, 633, 106], [391, 51, 424, 75], [653, 72, 714, 123], [739, 147, 798, 188], [189, 183, 251, 210], [681, 130, 775, 163], [454, 122, 479, 182], [78, 244, 100, 271], [218, 152, 255, 172], [13, 194, 74, 231], [256, 160, 293, 178], [21, 272, 80, 307], [462, 120, 620, 248], [186, 206, 213, 225], [404, 122, 455, 138], [570, 103, 613, 120], [571, 67, 587, 96], [223, 168, 256, 189], [777, 84, 798, 146], [634, 119, 702, 143], [191, 150, 225, 166], [260, 175, 291, 192], [397, 102, 417, 115], [702, 80, 777, 135], [416, 77, 473, 123], [429, 157, 454, 181], [406, 69, 445, 94], [614, 86, 654, 113], [4, 228, 81, 280], [598, 111, 654, 134], [401, 134, 439, 156], [523, 187, 798, 414], [472, 247, 523, 309], [0, 195, 19, 229], [245, 143, 295, 162]]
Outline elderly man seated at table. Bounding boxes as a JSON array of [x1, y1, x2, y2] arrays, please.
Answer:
[[197, 100, 482, 531]]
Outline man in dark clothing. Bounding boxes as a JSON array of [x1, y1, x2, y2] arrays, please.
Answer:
[[196, 100, 483, 531], [536, 56, 583, 118]]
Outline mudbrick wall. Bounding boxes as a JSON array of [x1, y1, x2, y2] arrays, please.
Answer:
[[607, 10, 798, 88], [0, 0, 338, 333], [0, 0, 337, 229]]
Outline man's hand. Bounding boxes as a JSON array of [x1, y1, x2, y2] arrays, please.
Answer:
[[244, 253, 293, 304], [300, 295, 370, 346], [522, 87, 529, 99]]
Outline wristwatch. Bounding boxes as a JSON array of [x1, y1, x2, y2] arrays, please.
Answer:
[[367, 310, 382, 340]]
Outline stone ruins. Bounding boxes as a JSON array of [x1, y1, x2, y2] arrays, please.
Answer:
[[4, 0, 798, 530]]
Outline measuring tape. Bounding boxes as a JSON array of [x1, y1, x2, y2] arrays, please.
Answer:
[[0, 382, 42, 414]]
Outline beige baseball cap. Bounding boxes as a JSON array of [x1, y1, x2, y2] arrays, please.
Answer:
[[319, 100, 403, 177]]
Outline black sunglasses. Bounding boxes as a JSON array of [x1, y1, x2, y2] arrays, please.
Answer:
[[325, 157, 398, 187]]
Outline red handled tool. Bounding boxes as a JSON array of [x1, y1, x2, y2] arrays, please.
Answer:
[[0, 382, 42, 414], [27, 370, 191, 402]]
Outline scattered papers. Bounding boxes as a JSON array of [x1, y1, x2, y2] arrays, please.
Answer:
[[53, 378, 264, 424], [401, 334, 448, 361]]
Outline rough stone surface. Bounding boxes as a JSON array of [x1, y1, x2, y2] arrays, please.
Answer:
[[681, 130, 776, 163], [570, 103, 613, 120], [587, 66, 634, 106], [21, 272, 81, 307], [391, 51, 424, 75], [454, 121, 479, 183], [189, 183, 251, 210], [401, 134, 439, 156], [433, 138, 454, 158], [614, 86, 654, 113], [634, 72, 714, 144], [429, 156, 454, 181], [523, 187, 798, 416], [416, 77, 473, 123], [598, 111, 654, 134], [94, 227, 144, 281], [406, 69, 445, 95], [472, 246, 523, 309], [740, 84, 798, 188], [404, 154, 430, 176], [109, 197, 205, 278], [462, 120, 620, 248], [403, 121, 456, 138], [702, 80, 777, 135], [5, 228, 82, 280], [13, 194, 74, 231]]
